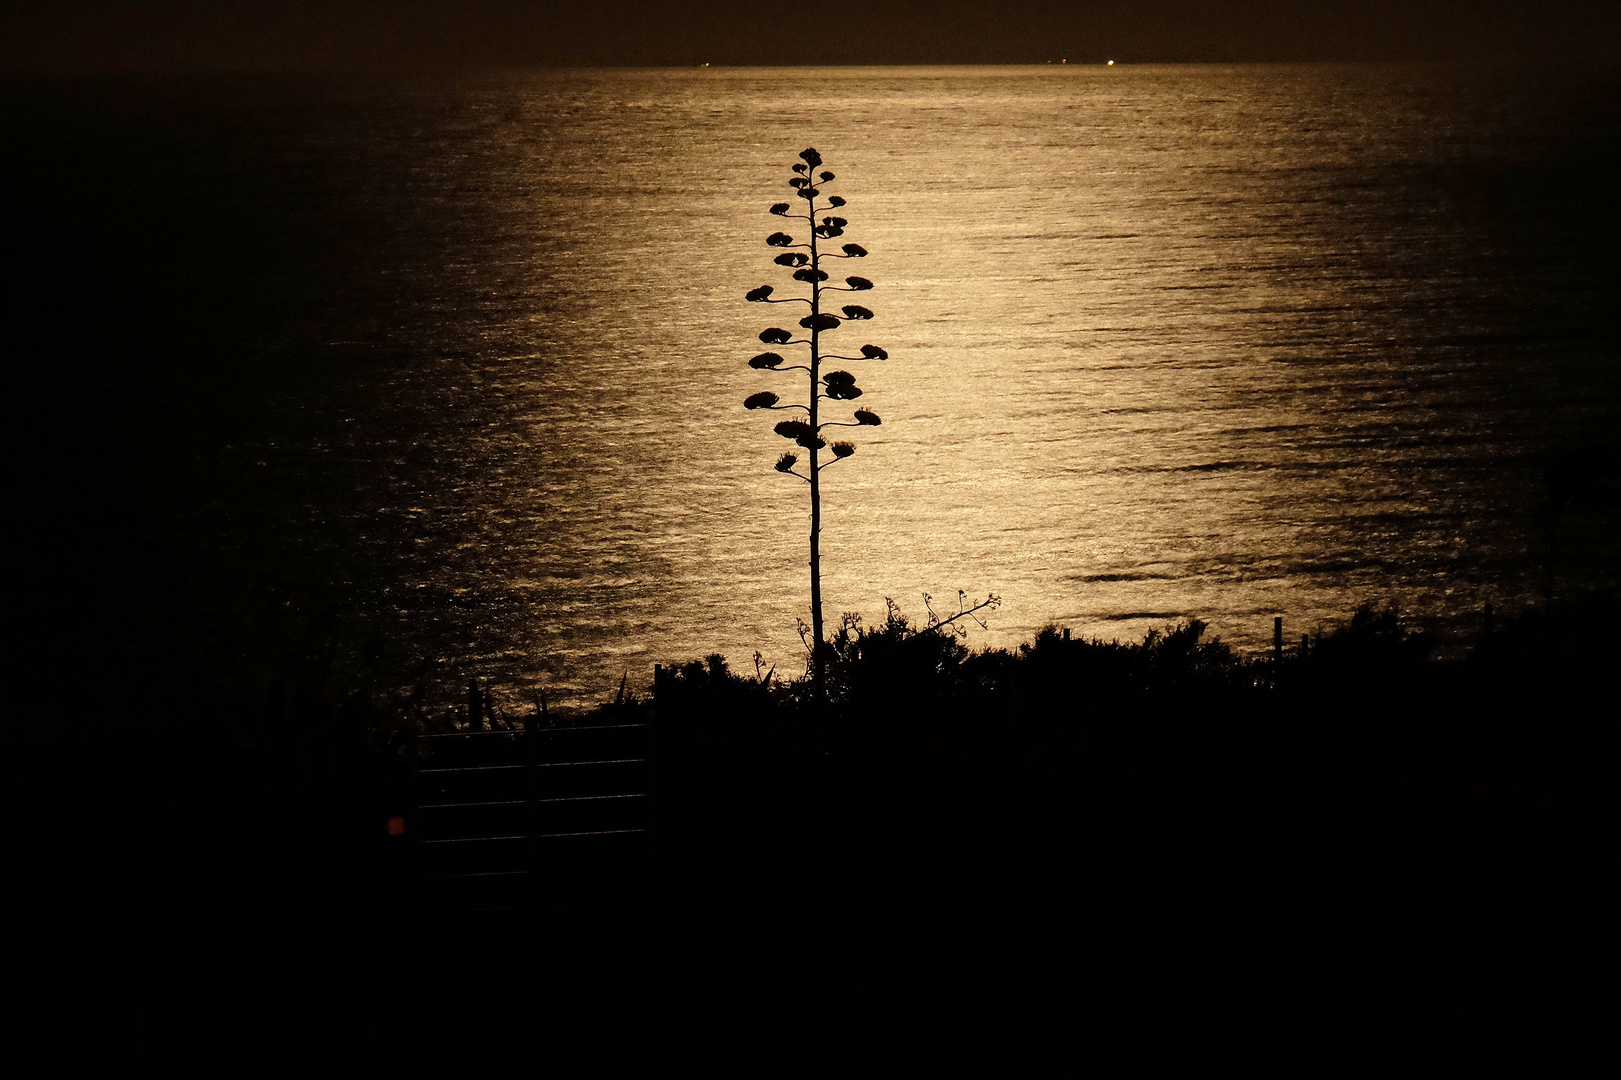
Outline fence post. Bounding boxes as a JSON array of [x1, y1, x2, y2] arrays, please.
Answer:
[[526, 703, 542, 912], [1447, 965, 1484, 1077], [1273, 616, 1283, 668], [648, 665, 665, 887], [407, 715, 423, 921], [352, 954, 381, 1078], [590, 963, 620, 1074], [467, 680, 482, 732], [816, 912, 848, 1071], [1248, 954, 1275, 1078]]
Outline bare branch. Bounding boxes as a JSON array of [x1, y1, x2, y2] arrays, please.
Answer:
[[922, 592, 1002, 637]]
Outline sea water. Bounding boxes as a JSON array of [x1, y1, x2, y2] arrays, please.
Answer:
[[16, 65, 1620, 707]]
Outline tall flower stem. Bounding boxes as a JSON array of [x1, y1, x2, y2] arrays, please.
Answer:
[[743, 148, 883, 702], [807, 187, 825, 697]]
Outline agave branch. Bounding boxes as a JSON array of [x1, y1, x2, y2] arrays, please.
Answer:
[[759, 328, 812, 346], [820, 409, 881, 429], [775, 451, 810, 482], [817, 442, 856, 470], [745, 393, 814, 414]]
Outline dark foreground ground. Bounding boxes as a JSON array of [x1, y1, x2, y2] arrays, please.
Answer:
[[10, 596, 1618, 1077]]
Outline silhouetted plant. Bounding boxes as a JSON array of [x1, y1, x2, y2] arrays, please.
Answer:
[[1307, 603, 1435, 674], [744, 148, 889, 696]]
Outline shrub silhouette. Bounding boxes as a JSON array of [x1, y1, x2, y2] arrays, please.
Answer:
[[1308, 603, 1436, 671]]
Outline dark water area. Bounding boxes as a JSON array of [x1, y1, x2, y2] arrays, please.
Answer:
[[5, 77, 384, 713], [5, 67, 1621, 721]]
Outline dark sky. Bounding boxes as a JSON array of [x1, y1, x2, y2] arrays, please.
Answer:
[[3, 0, 1618, 71]]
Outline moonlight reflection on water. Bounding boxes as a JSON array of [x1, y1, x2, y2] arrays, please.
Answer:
[[329, 66, 1614, 704], [24, 66, 1620, 707]]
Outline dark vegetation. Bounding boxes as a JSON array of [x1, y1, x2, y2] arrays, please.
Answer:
[[14, 594, 1617, 1073], [655, 595, 1618, 964]]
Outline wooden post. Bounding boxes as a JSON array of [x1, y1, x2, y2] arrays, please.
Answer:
[[1062, 627, 1070, 642], [526, 705, 541, 911], [1248, 954, 1275, 1077], [816, 912, 849, 1071], [1448, 964, 1485, 1075], [407, 715, 422, 921], [1300, 633, 1309, 660], [647, 665, 664, 888], [1273, 616, 1283, 667], [467, 679, 481, 732], [352, 955, 381, 1077], [589, 964, 620, 1073]]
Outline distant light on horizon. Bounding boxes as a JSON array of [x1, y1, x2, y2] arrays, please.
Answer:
[[1, 1, 1617, 71]]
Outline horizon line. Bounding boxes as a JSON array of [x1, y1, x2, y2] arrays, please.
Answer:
[[5, 58, 1599, 78]]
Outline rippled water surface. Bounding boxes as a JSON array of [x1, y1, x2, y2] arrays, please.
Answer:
[[44, 65, 1621, 705]]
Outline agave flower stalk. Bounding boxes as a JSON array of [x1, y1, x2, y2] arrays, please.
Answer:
[[743, 148, 888, 694]]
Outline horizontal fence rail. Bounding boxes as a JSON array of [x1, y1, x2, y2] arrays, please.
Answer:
[[408, 717, 656, 915]]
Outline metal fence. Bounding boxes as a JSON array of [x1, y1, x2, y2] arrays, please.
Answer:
[[409, 715, 655, 915]]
